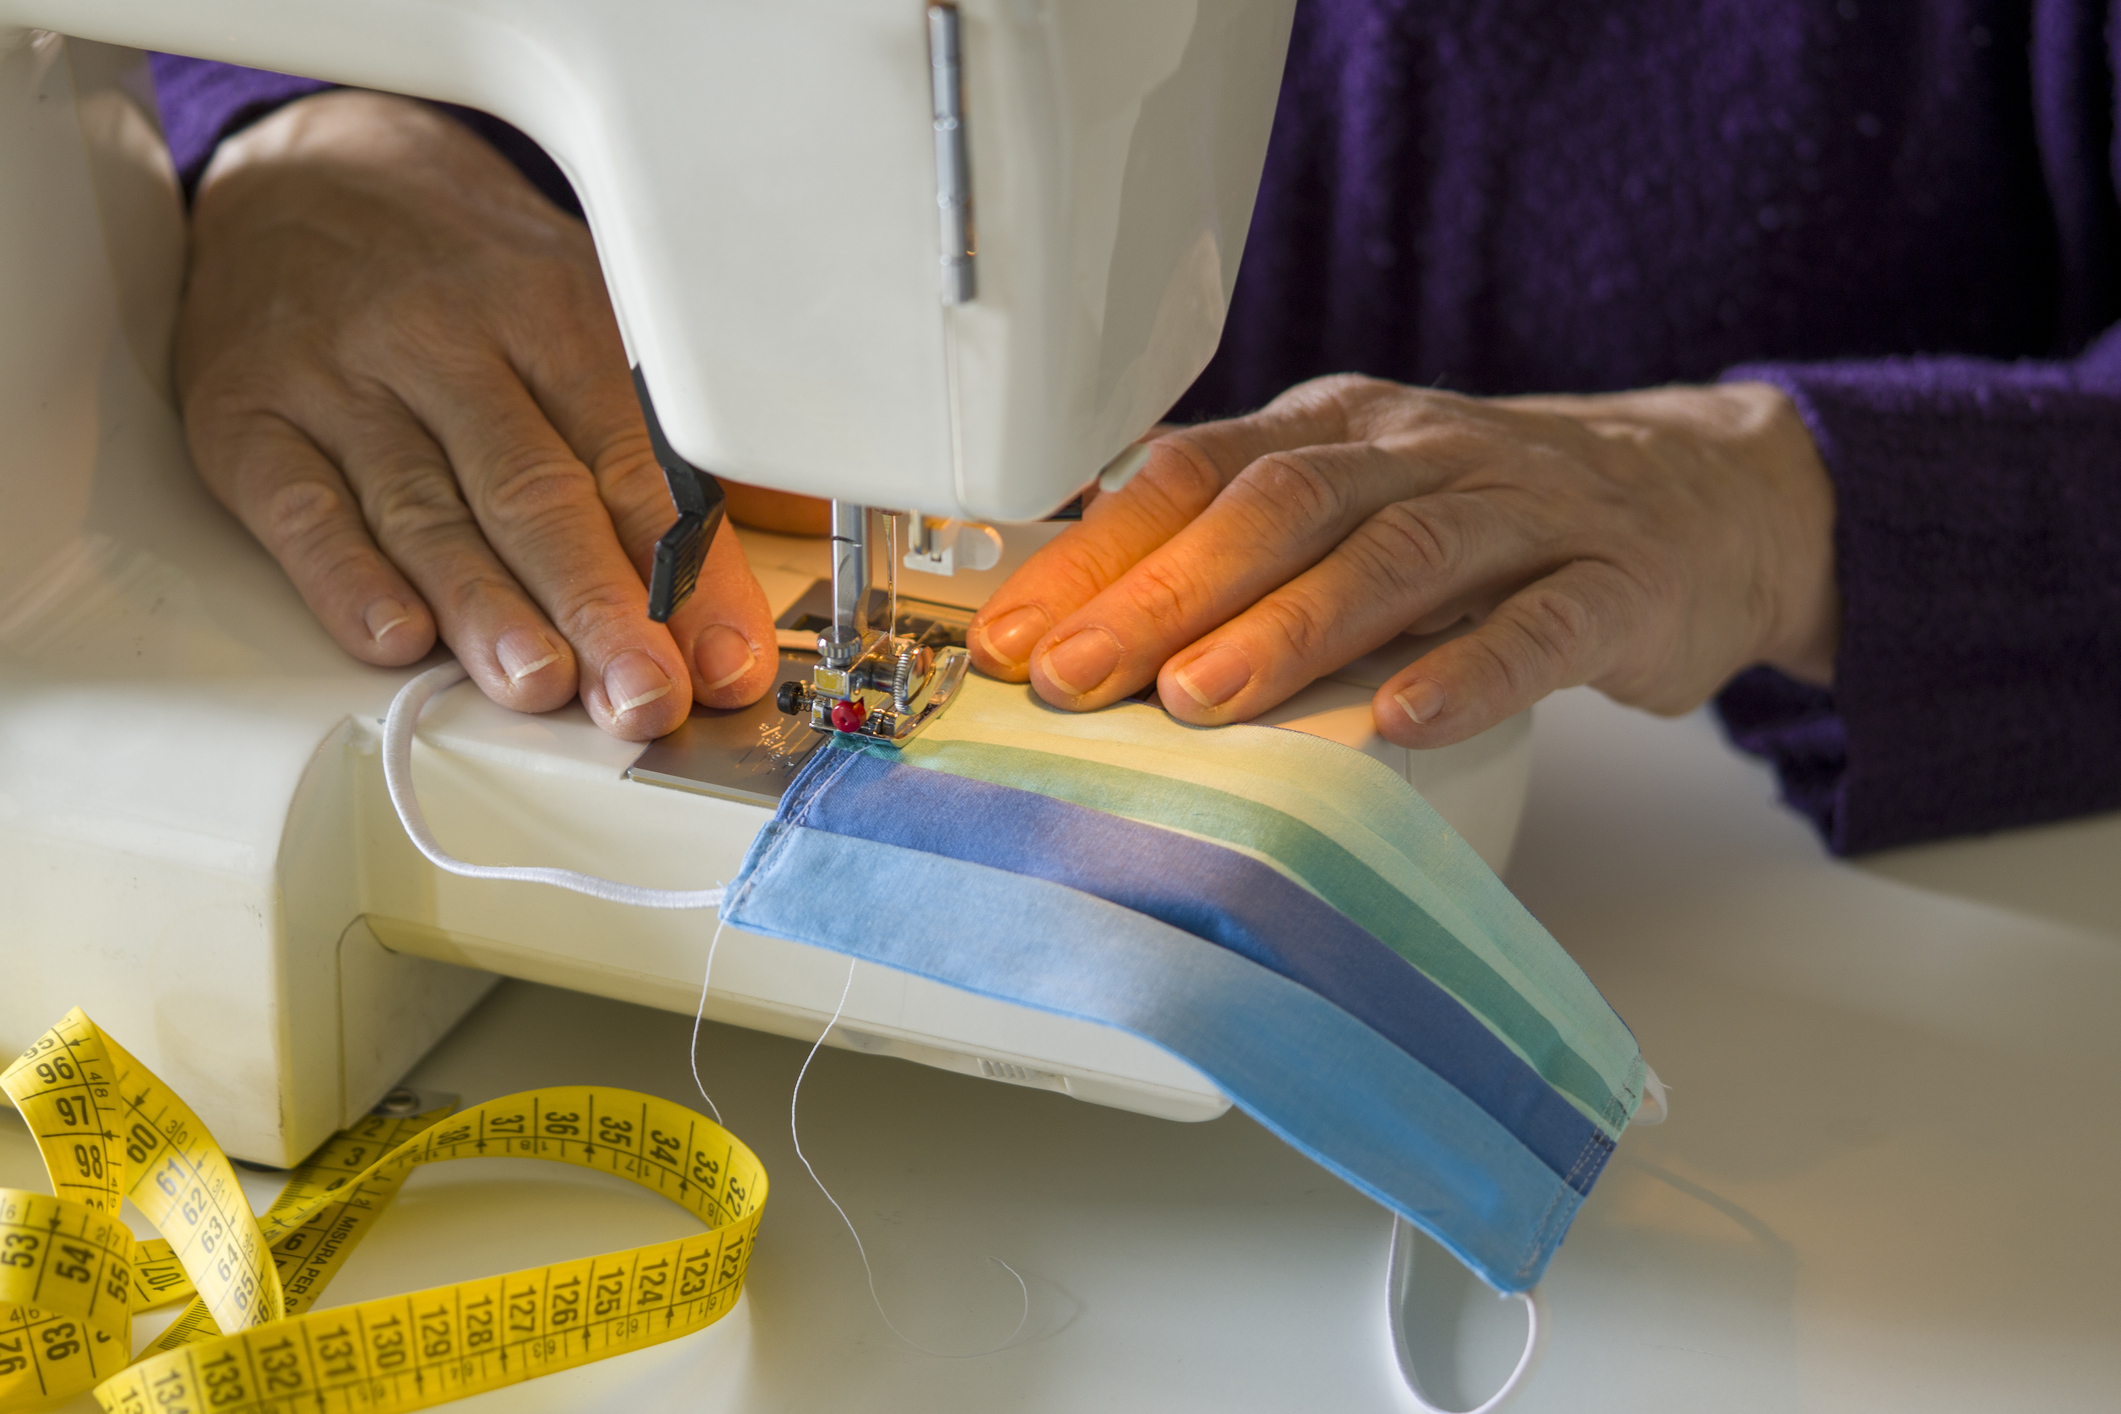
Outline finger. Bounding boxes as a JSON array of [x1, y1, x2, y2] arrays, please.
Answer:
[[1155, 492, 1532, 724], [395, 366, 693, 739], [1027, 439, 1462, 710], [660, 516, 777, 708], [965, 438, 1224, 679], [513, 361, 778, 711], [965, 380, 1365, 680], [1373, 559, 1646, 749], [324, 399, 582, 714], [191, 409, 437, 667]]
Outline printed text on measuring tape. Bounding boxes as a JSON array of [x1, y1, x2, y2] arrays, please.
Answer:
[[0, 1009, 766, 1412]]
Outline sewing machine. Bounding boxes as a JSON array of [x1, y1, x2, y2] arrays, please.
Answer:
[[0, 7, 1535, 1168]]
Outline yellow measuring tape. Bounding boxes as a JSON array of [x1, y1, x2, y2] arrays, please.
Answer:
[[0, 1009, 766, 1412]]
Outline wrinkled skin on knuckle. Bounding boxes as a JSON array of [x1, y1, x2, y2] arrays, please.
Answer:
[[479, 450, 601, 536], [1227, 452, 1349, 532], [1130, 436, 1227, 516], [1250, 584, 1338, 666], [588, 427, 661, 487], [1354, 500, 1460, 590], [1502, 584, 1597, 693], [1025, 515, 1155, 613], [542, 578, 645, 646], [306, 538, 394, 598], [1453, 628, 1534, 708], [589, 438, 671, 539], [260, 477, 351, 553], [434, 568, 534, 628], [364, 463, 477, 550], [1120, 553, 1215, 636]]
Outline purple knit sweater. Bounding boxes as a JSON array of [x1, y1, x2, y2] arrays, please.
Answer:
[[151, 0, 2121, 856]]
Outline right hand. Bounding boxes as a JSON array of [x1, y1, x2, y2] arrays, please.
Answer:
[[176, 90, 779, 739], [967, 375, 1838, 745]]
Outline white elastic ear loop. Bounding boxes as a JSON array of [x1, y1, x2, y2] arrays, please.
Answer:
[[1388, 1217, 1547, 1414], [383, 661, 725, 909]]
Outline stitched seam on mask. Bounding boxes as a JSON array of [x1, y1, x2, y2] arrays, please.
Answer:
[[1569, 1131, 1618, 1196], [721, 819, 793, 917], [1516, 1134, 1606, 1285], [788, 744, 859, 827], [1614, 1053, 1646, 1128], [786, 754, 829, 823], [1518, 1183, 1571, 1286]]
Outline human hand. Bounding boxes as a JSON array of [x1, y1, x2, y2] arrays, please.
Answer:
[[176, 90, 778, 739], [966, 375, 1838, 746]]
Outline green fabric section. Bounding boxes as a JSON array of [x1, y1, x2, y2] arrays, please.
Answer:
[[912, 677, 1644, 1115], [921, 716, 1637, 1092], [892, 731, 1628, 1133]]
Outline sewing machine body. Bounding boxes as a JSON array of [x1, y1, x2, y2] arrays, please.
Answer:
[[1, 0, 1297, 523], [0, 34, 1531, 1166]]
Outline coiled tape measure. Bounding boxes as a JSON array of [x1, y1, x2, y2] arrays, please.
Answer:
[[0, 1009, 766, 1412]]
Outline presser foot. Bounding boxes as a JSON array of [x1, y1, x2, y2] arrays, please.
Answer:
[[776, 640, 971, 747]]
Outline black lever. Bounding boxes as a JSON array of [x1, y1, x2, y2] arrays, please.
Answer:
[[632, 366, 727, 623]]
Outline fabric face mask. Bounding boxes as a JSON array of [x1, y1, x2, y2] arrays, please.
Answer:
[[720, 674, 1654, 1297]]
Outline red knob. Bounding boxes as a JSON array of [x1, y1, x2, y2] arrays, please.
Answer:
[[830, 697, 868, 733]]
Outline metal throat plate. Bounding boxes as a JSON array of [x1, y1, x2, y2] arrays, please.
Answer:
[[624, 581, 972, 807]]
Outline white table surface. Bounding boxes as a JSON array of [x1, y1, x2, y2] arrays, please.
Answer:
[[10, 685, 2118, 1413]]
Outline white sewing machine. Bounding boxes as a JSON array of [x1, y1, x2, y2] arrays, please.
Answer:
[[0, 5, 1534, 1167]]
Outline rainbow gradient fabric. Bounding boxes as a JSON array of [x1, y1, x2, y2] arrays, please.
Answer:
[[721, 675, 1646, 1292]]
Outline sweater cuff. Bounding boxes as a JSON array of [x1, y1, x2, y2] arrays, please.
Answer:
[[148, 57, 584, 218], [147, 54, 332, 198], [1718, 356, 2121, 854]]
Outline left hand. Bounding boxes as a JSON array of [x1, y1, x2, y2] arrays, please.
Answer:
[[176, 90, 784, 740], [965, 375, 1839, 747]]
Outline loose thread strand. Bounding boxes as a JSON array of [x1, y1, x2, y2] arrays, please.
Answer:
[[688, 911, 730, 1128], [791, 957, 1030, 1359]]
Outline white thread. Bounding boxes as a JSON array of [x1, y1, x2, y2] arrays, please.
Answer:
[[687, 915, 731, 1128], [791, 958, 1031, 1359], [885, 510, 900, 644], [392, 661, 1030, 1353], [1387, 1216, 1547, 1414], [383, 661, 725, 909]]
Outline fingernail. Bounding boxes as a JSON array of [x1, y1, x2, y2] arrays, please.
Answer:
[[1172, 642, 1253, 709], [365, 597, 411, 643], [975, 606, 1050, 669], [605, 651, 674, 716], [695, 625, 756, 692], [1039, 628, 1121, 698], [1395, 679, 1447, 725], [496, 627, 560, 684]]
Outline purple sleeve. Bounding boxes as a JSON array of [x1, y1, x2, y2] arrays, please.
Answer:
[[147, 54, 332, 196], [1716, 335, 2121, 854], [147, 55, 581, 216], [1712, 5, 2121, 856]]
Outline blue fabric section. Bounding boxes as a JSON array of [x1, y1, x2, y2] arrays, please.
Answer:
[[802, 745, 1607, 1194], [721, 818, 1590, 1294]]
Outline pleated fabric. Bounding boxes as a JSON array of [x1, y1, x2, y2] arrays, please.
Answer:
[[721, 676, 1645, 1292]]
